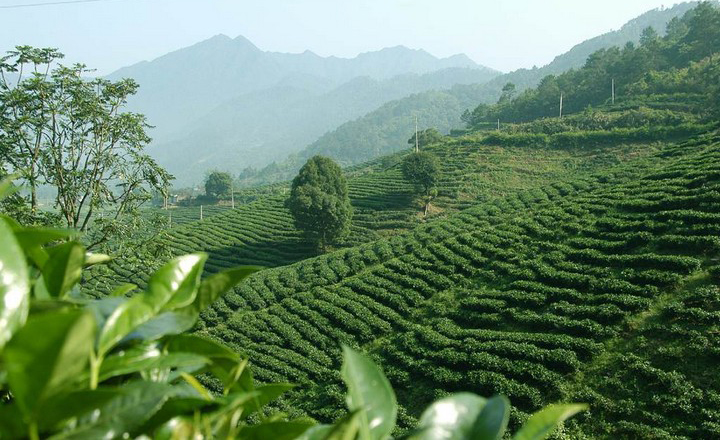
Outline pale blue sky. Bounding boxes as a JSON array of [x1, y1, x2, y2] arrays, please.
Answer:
[[1, 0, 676, 74]]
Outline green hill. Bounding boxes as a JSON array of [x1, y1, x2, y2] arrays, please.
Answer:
[[239, 2, 706, 187], [79, 3, 720, 437]]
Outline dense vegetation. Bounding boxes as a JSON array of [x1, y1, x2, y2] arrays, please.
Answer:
[[4, 2, 720, 439], [464, 2, 720, 126], [0, 186, 584, 439]]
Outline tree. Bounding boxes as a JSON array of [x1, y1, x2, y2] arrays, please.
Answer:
[[407, 128, 443, 149], [499, 82, 517, 103], [401, 151, 440, 215], [205, 171, 233, 199], [286, 155, 352, 250], [0, 46, 171, 242]]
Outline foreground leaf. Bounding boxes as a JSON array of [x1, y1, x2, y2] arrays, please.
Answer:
[[97, 253, 207, 356], [0, 217, 30, 350], [3, 309, 95, 418], [413, 393, 487, 440], [341, 344, 397, 440], [239, 420, 315, 440], [472, 395, 510, 440], [189, 266, 260, 313], [50, 381, 174, 440], [43, 241, 86, 298], [512, 404, 588, 440]]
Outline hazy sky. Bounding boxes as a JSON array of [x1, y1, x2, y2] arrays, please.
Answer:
[[1, 0, 678, 75]]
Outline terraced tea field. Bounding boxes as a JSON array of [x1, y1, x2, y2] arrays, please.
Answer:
[[86, 135, 653, 297], [193, 132, 720, 437]]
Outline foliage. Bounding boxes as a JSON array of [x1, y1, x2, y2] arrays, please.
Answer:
[[464, 2, 720, 126], [0, 188, 586, 439], [286, 156, 353, 249], [408, 128, 443, 150], [0, 46, 172, 245], [205, 171, 233, 200], [401, 152, 440, 196]]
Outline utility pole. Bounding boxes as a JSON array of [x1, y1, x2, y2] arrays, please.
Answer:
[[231, 182, 235, 209], [559, 92, 564, 119], [200, 205, 203, 221], [169, 212, 172, 228], [414, 114, 419, 153], [497, 119, 500, 131], [612, 78, 616, 105]]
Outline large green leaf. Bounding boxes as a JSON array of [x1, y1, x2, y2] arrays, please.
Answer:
[[37, 389, 120, 431], [413, 393, 487, 440], [188, 266, 260, 313], [49, 380, 175, 440], [12, 227, 77, 268], [152, 253, 208, 311], [341, 344, 397, 440], [239, 420, 315, 440], [0, 217, 30, 351], [472, 395, 510, 440], [164, 334, 241, 384], [99, 345, 209, 382], [43, 241, 86, 298], [512, 404, 588, 440], [3, 309, 95, 418], [97, 253, 207, 356], [130, 310, 197, 341]]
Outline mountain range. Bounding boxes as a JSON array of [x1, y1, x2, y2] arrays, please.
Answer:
[[108, 38, 497, 185], [109, 1, 706, 187]]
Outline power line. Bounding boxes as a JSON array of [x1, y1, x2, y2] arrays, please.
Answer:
[[0, 0, 129, 9]]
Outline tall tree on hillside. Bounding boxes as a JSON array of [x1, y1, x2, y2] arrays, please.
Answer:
[[205, 171, 233, 199], [286, 155, 352, 250], [401, 151, 440, 216], [0, 46, 171, 241], [407, 128, 443, 150]]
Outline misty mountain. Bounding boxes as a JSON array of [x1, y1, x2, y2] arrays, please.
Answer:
[[150, 67, 499, 185], [108, 35, 492, 141], [239, 1, 704, 185]]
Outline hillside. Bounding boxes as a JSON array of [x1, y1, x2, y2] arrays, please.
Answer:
[[107, 36, 498, 186], [200, 130, 720, 438], [74, 3, 720, 438], [237, 1, 713, 188], [152, 67, 499, 186]]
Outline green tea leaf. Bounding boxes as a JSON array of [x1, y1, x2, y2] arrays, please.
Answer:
[[151, 253, 208, 311], [49, 380, 174, 440], [472, 395, 510, 440], [3, 309, 95, 418], [43, 242, 86, 298], [130, 310, 197, 341], [97, 253, 207, 356], [413, 393, 487, 440], [0, 217, 30, 351], [239, 420, 315, 440], [341, 344, 397, 440], [84, 253, 111, 267], [190, 266, 260, 312], [38, 389, 120, 431], [99, 346, 209, 382], [512, 404, 588, 440]]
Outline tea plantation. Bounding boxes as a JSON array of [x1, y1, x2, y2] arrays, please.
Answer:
[[197, 130, 720, 437]]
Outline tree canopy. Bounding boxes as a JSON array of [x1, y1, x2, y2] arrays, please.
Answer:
[[401, 151, 440, 196], [408, 128, 443, 150], [0, 46, 171, 244], [463, 2, 720, 126], [205, 171, 233, 200], [286, 155, 352, 249]]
